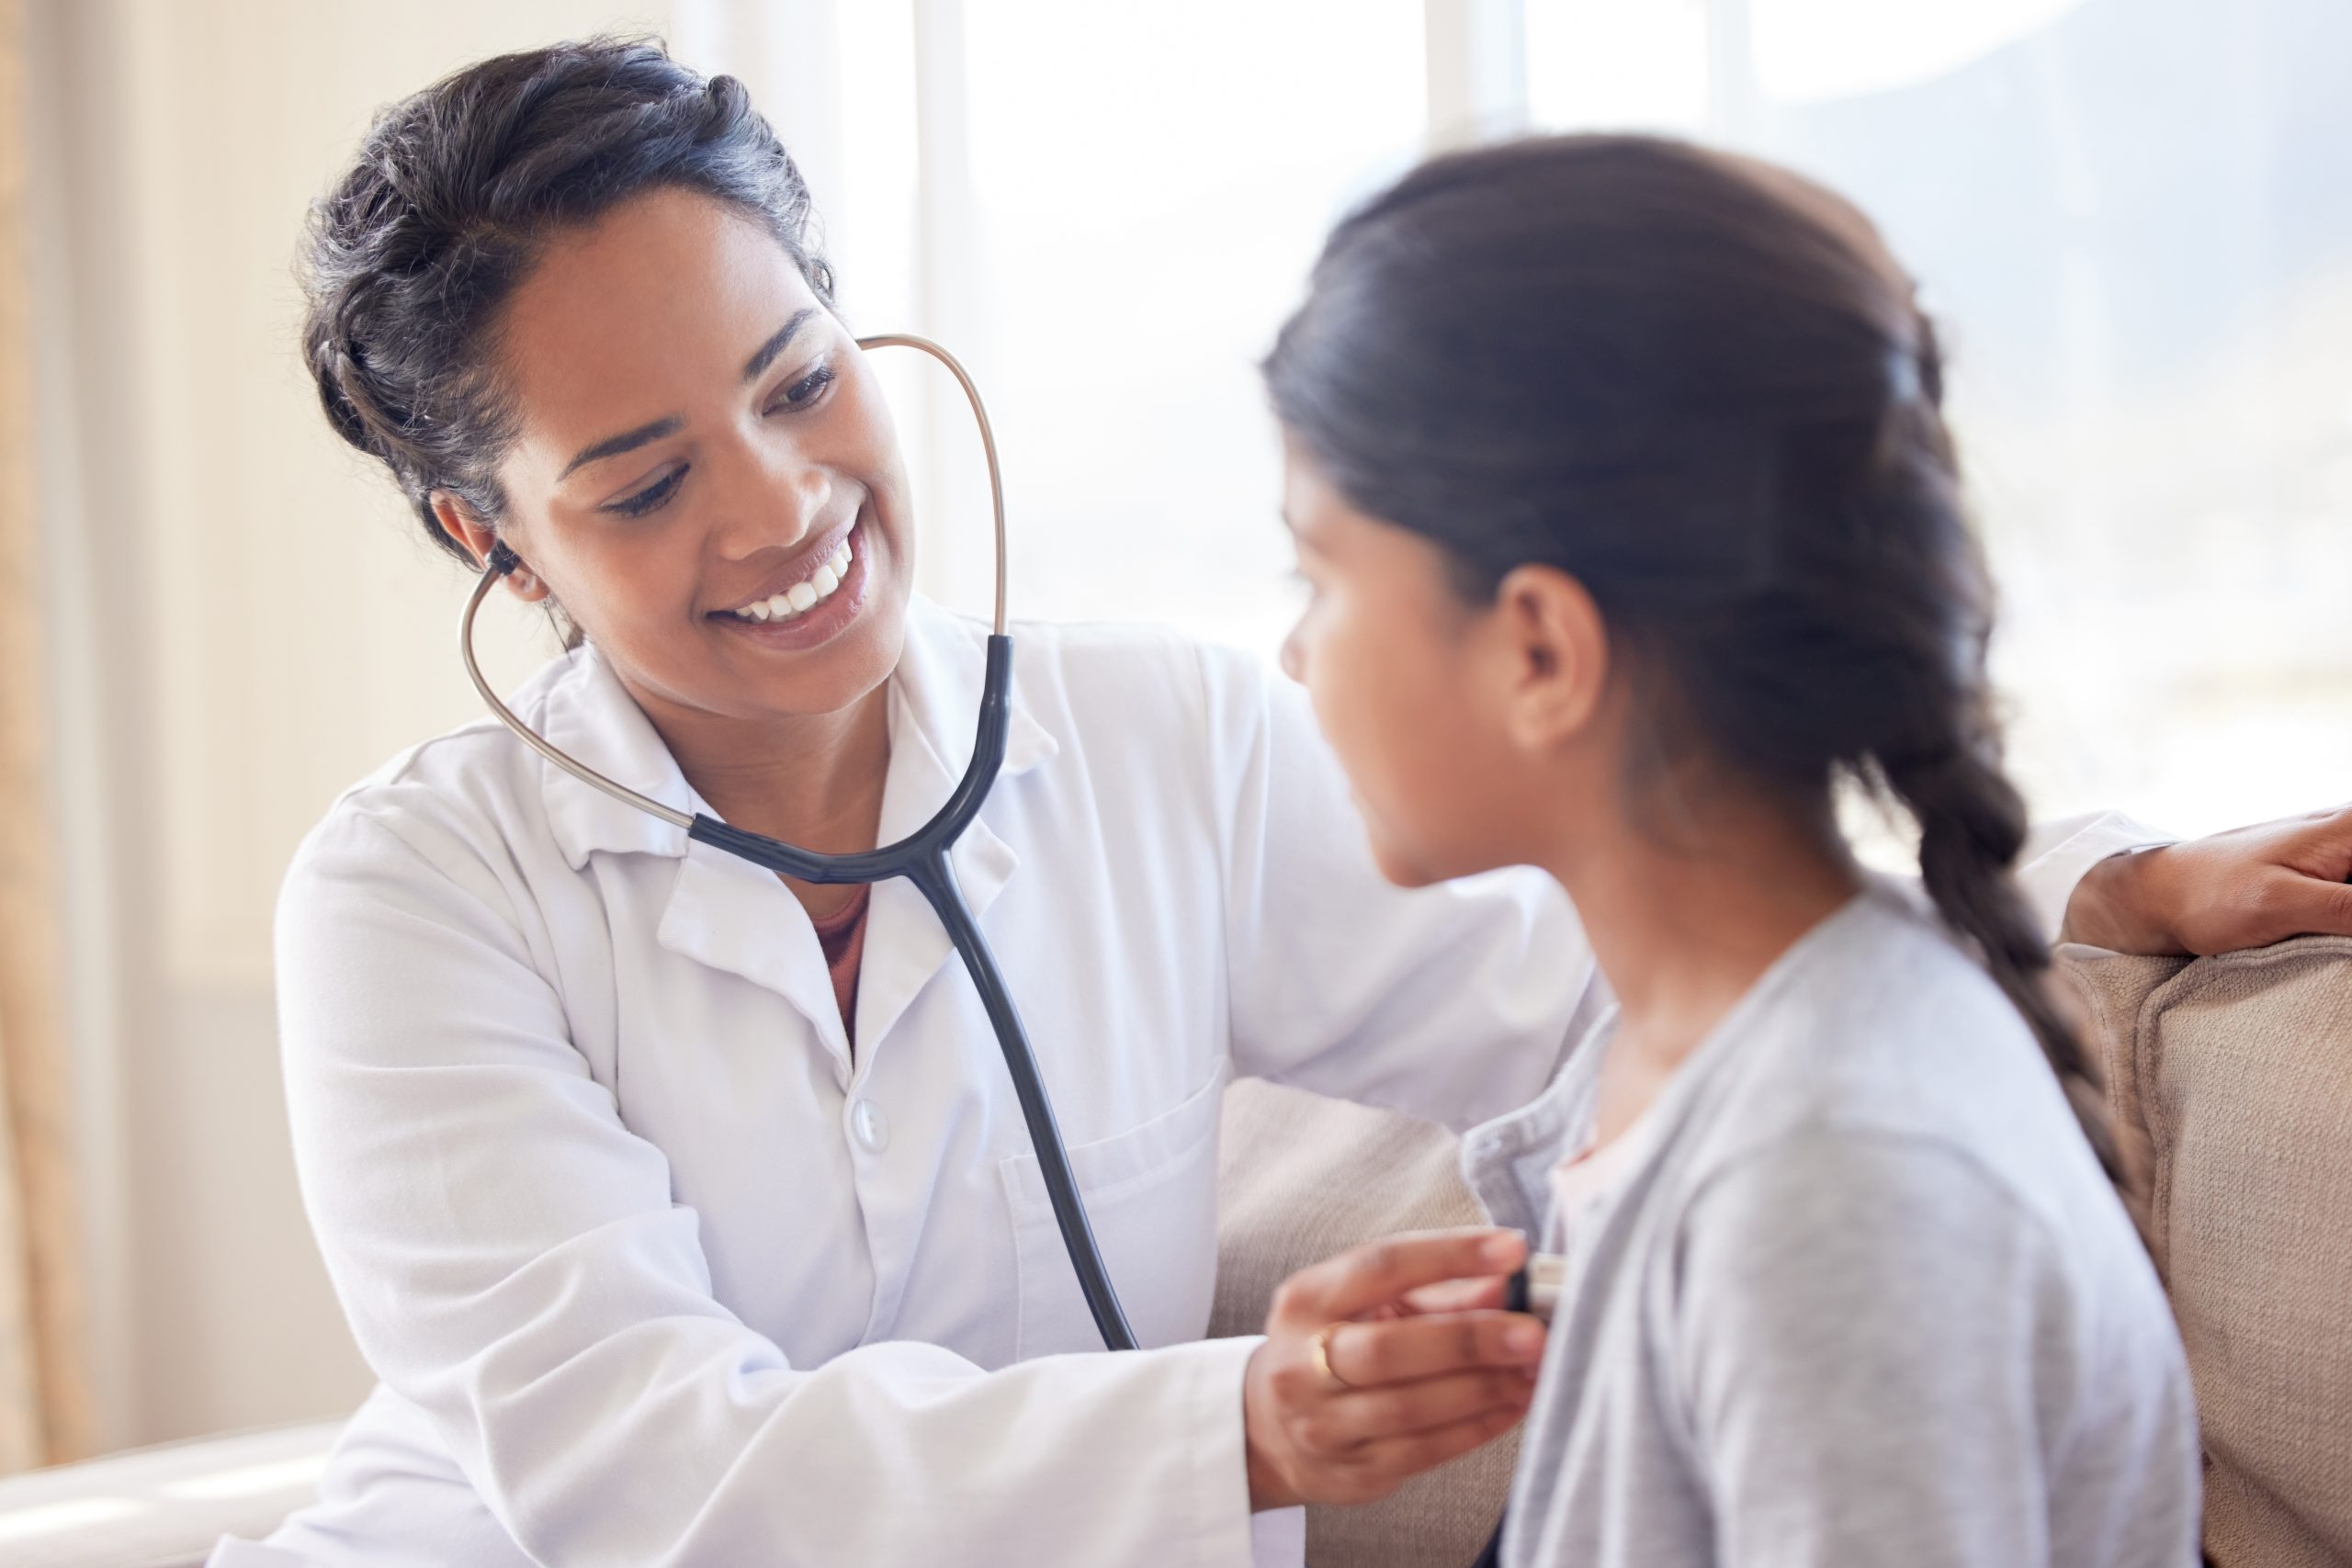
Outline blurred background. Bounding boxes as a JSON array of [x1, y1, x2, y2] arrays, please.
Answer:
[[0, 0, 2345, 1472]]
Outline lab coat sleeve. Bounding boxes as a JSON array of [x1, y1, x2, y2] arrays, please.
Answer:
[[2015, 810, 2171, 942], [1197, 645, 1600, 1131], [277, 801, 1263, 1568]]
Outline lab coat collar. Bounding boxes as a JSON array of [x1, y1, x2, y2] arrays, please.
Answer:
[[853, 602, 1058, 1055], [530, 600, 1057, 1074], [532, 597, 1057, 872]]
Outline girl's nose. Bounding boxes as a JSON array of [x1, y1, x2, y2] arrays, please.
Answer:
[[1278, 626, 1307, 683]]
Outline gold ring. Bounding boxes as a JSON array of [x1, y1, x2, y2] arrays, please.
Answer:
[[1311, 1325, 1355, 1391]]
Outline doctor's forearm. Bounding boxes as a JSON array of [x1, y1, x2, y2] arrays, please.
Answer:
[[2055, 804, 2352, 956]]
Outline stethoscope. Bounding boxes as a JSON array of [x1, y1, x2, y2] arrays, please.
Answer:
[[458, 333, 1139, 1354]]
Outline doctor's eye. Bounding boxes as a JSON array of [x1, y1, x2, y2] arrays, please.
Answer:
[[765, 359, 837, 416], [606, 465, 687, 519]]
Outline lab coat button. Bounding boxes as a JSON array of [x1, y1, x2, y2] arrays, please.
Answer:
[[852, 1099, 889, 1153]]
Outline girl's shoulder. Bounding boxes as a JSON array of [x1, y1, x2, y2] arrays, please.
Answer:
[[1670, 891, 2118, 1247], [1732, 890, 2058, 1104]]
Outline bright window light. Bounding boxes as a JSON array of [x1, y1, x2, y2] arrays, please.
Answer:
[[1751, 0, 2093, 103], [1527, 0, 1711, 133], [955, 0, 1427, 657], [1525, 0, 2352, 835]]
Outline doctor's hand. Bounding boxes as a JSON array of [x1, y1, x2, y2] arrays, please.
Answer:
[[2064, 804, 2352, 956], [1243, 1228, 1544, 1512]]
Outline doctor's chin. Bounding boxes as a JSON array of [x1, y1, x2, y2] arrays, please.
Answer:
[[1, 3, 2346, 1567]]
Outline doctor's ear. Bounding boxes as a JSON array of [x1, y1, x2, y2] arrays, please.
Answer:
[[429, 491, 549, 603], [1489, 564, 1610, 752]]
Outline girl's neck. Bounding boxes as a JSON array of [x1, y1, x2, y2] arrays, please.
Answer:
[[1541, 785, 1862, 1129]]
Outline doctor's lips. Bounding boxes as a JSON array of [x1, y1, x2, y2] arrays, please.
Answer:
[[713, 524, 861, 625]]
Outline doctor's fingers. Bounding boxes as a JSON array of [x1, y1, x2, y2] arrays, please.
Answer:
[[1340, 1402, 1533, 1501], [1312, 1367, 1536, 1451], [1318, 1310, 1544, 1387], [1286, 1376, 1535, 1504], [1269, 1227, 1529, 1328], [1394, 1273, 1512, 1316]]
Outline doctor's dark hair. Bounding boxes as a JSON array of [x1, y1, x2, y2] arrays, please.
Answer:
[[298, 36, 834, 563], [1265, 135, 2124, 1185]]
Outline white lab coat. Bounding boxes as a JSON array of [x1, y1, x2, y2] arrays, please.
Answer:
[[211, 599, 2152, 1568]]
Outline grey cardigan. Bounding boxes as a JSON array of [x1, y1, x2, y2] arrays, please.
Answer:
[[1463, 886, 2201, 1568]]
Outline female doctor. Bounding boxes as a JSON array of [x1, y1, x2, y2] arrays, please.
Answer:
[[217, 37, 2352, 1568]]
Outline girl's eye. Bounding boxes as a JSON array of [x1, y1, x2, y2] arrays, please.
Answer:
[[767, 361, 836, 415], [607, 466, 685, 519]]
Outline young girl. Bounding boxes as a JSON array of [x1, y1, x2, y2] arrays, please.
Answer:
[[1263, 137, 2201, 1566]]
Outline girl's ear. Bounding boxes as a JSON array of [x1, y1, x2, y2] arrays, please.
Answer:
[[430, 491, 549, 603], [1493, 564, 1609, 753]]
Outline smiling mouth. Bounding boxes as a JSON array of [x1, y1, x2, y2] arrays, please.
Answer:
[[717, 531, 857, 625]]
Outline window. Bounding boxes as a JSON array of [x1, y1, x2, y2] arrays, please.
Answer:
[[945, 1, 1428, 650], [1523, 0, 2352, 832]]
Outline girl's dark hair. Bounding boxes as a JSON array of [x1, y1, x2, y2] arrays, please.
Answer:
[[299, 36, 834, 562], [1266, 135, 2122, 1183]]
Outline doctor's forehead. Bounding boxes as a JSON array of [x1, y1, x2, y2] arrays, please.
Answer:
[[493, 189, 827, 450]]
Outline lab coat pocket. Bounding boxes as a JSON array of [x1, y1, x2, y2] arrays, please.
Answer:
[[1000, 1063, 1230, 1359]]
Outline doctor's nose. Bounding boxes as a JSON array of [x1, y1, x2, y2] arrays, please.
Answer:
[[715, 456, 833, 559]]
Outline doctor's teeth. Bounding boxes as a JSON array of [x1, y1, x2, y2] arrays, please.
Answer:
[[730, 537, 858, 622]]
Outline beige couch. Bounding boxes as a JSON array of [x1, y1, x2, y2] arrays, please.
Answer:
[[2058, 936, 2352, 1568], [6, 938, 2347, 1567]]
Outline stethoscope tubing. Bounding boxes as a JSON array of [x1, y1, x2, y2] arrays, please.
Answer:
[[681, 636, 1139, 1352], [457, 333, 1139, 1354]]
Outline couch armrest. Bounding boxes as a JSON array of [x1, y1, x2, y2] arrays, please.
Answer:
[[0, 1422, 341, 1568], [2058, 937, 2352, 1568]]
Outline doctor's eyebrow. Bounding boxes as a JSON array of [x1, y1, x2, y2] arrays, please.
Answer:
[[561, 416, 685, 479], [557, 310, 824, 480], [742, 309, 820, 382]]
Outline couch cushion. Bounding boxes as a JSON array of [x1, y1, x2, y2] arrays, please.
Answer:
[[2059, 936, 2352, 1568], [1215, 1079, 1517, 1568]]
